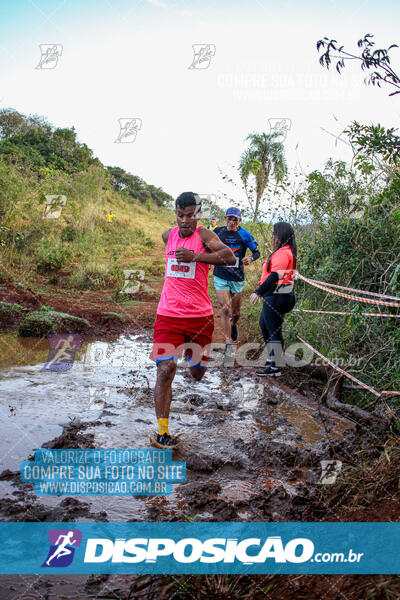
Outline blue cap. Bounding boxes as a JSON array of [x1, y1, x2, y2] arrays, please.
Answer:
[[226, 207, 241, 218]]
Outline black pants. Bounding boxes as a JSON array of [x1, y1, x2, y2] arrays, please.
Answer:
[[259, 292, 295, 367]]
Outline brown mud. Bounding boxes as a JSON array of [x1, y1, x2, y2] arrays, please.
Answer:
[[0, 281, 160, 336], [0, 347, 369, 524]]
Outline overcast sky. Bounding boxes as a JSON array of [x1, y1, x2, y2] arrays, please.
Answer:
[[0, 0, 399, 205]]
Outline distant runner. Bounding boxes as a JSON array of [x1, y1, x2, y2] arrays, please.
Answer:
[[213, 207, 260, 355], [151, 192, 235, 448], [106, 209, 115, 224]]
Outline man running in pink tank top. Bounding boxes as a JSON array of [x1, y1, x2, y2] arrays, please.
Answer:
[[152, 192, 236, 448]]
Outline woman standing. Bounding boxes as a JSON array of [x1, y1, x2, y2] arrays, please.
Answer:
[[250, 222, 297, 376]]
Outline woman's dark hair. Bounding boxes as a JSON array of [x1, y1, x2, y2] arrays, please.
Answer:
[[267, 221, 297, 270]]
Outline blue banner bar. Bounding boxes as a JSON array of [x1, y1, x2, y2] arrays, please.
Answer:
[[0, 522, 399, 574]]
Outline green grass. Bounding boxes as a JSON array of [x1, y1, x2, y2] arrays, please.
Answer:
[[0, 160, 173, 291]]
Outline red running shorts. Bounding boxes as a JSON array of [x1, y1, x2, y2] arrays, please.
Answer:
[[151, 314, 214, 369]]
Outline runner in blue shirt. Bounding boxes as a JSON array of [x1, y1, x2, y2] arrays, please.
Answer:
[[213, 207, 260, 355]]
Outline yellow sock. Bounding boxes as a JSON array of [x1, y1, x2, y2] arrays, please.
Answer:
[[158, 418, 169, 436]]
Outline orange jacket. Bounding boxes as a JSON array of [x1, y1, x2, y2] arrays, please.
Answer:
[[258, 244, 295, 286]]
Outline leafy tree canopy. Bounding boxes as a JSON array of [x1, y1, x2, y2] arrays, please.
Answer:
[[106, 166, 173, 207], [0, 108, 100, 173]]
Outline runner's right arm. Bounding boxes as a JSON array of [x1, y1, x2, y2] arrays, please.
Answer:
[[197, 228, 236, 265], [175, 228, 236, 266], [162, 229, 172, 245]]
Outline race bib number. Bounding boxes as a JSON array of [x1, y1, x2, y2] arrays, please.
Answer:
[[225, 256, 240, 269], [167, 258, 196, 279]]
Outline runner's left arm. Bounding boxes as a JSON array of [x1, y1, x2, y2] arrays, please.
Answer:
[[242, 230, 260, 265], [175, 229, 236, 265], [254, 272, 279, 296], [243, 248, 260, 265]]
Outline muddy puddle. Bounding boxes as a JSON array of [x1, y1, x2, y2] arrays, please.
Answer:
[[0, 330, 360, 521], [0, 330, 365, 598]]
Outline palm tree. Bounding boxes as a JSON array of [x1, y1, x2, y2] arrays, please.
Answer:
[[239, 132, 287, 221]]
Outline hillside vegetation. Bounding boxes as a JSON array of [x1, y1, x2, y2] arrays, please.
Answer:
[[0, 109, 175, 291]]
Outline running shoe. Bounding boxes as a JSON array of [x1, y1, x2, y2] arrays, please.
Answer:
[[224, 343, 234, 357], [230, 321, 238, 342], [155, 433, 179, 448], [255, 365, 282, 377]]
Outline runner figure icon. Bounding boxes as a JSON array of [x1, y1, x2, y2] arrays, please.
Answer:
[[45, 531, 77, 566]]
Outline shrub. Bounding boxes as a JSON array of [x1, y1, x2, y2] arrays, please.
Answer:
[[0, 302, 27, 327], [36, 241, 72, 273], [18, 306, 90, 337]]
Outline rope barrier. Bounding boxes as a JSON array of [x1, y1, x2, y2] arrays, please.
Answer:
[[292, 272, 400, 399], [296, 273, 400, 309], [296, 274, 400, 302], [297, 336, 400, 399], [294, 308, 400, 318]]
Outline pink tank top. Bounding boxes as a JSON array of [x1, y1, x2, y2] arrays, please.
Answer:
[[157, 226, 213, 318]]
